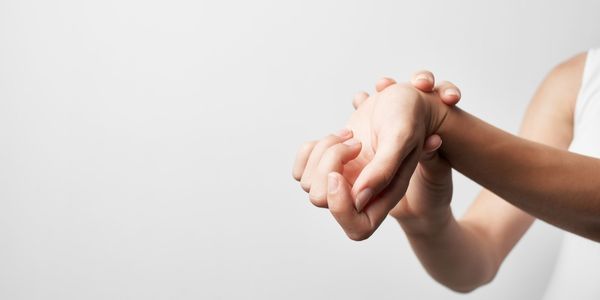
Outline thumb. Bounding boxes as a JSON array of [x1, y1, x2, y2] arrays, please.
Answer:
[[418, 135, 452, 186], [327, 172, 372, 240], [420, 134, 442, 161], [351, 132, 421, 212]]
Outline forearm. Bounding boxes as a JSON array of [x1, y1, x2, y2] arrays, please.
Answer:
[[438, 107, 600, 241], [398, 210, 498, 292]]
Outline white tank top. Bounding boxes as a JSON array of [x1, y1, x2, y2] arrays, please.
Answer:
[[543, 48, 600, 299]]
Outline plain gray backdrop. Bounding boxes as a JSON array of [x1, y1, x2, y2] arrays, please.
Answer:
[[1, 0, 600, 299]]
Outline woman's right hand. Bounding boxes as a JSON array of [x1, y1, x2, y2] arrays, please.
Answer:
[[357, 72, 460, 236], [292, 71, 461, 240]]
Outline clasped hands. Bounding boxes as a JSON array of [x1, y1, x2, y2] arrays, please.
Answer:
[[293, 72, 462, 240]]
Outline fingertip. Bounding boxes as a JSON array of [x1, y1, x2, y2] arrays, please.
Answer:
[[423, 134, 442, 153], [375, 77, 396, 92], [438, 81, 461, 106], [411, 70, 435, 92], [292, 170, 301, 181], [442, 88, 460, 102], [352, 91, 369, 109], [341, 139, 362, 162], [441, 96, 460, 106]]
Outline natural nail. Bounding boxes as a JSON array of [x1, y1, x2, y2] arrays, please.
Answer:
[[444, 88, 459, 97], [415, 74, 430, 82], [355, 188, 373, 212]]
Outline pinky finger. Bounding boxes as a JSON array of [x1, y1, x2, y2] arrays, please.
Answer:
[[292, 141, 317, 181]]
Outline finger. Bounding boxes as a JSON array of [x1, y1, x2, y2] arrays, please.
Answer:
[[351, 128, 424, 212], [418, 147, 451, 180], [411, 70, 435, 92], [362, 147, 420, 231], [420, 134, 442, 161], [308, 139, 362, 207], [436, 80, 461, 106], [300, 129, 353, 192], [327, 172, 373, 241], [375, 77, 397, 92], [352, 91, 369, 109], [292, 140, 318, 181]]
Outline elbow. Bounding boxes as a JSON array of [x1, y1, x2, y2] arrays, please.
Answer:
[[447, 284, 477, 294], [444, 276, 494, 294], [434, 264, 498, 294], [572, 213, 600, 242], [446, 284, 481, 294], [584, 220, 600, 243]]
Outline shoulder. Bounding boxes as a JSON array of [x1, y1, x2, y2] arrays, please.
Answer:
[[540, 52, 586, 116], [552, 52, 587, 76], [520, 52, 587, 147]]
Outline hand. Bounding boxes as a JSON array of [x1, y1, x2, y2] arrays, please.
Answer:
[[329, 74, 459, 240], [377, 74, 459, 236], [292, 71, 460, 240], [292, 72, 459, 208], [353, 73, 460, 227]]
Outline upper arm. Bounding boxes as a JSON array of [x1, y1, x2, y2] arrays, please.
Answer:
[[460, 52, 586, 272]]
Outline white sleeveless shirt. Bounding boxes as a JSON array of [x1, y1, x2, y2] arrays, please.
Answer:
[[543, 48, 600, 299]]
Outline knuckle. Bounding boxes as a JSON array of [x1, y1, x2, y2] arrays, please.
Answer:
[[392, 126, 418, 144], [382, 84, 421, 103], [328, 202, 343, 215]]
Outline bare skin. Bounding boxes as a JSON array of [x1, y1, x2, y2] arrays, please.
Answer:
[[293, 53, 593, 292], [293, 74, 462, 240]]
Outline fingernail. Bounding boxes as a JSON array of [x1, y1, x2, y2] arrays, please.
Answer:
[[415, 74, 430, 82], [335, 128, 352, 138], [355, 188, 373, 212], [444, 88, 459, 97], [343, 138, 360, 147], [432, 139, 442, 151], [328, 173, 339, 193]]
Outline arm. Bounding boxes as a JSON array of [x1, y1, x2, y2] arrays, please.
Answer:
[[394, 53, 584, 292], [292, 53, 590, 291], [438, 106, 600, 241]]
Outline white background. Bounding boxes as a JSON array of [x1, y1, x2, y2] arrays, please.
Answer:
[[1, 0, 600, 299]]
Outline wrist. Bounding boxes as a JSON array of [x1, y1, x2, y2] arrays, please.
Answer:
[[422, 91, 451, 136]]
